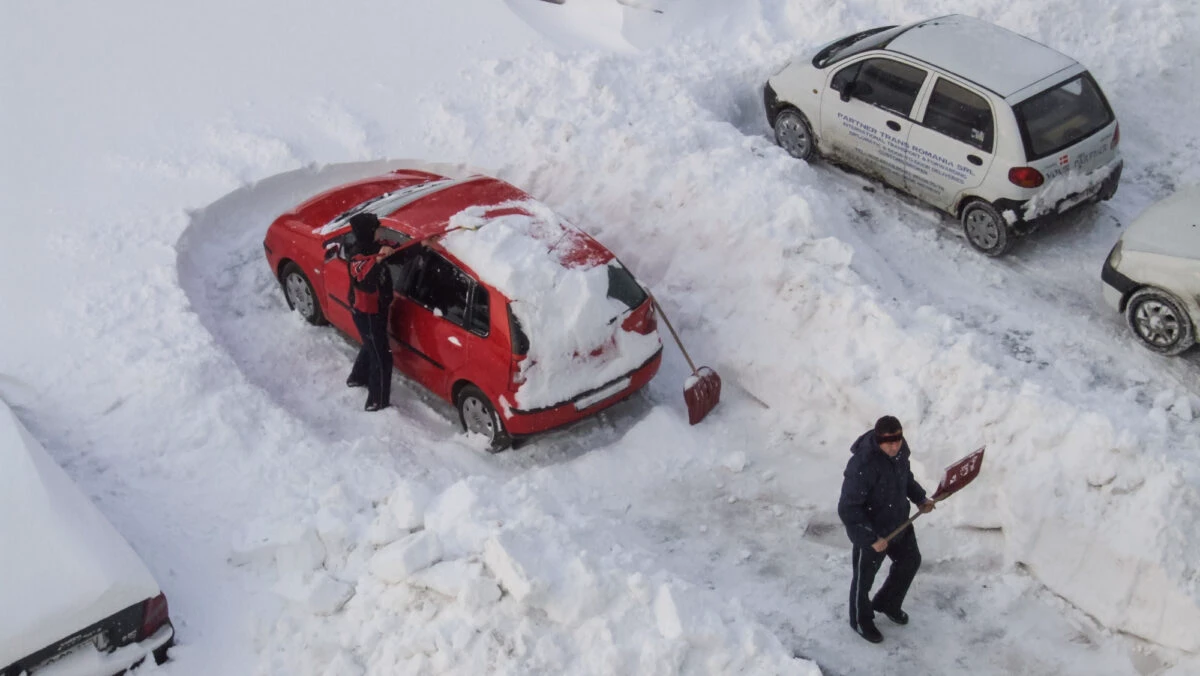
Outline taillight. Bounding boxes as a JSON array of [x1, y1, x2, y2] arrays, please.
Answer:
[[620, 302, 657, 335], [1111, 122, 1120, 149], [1008, 167, 1045, 189], [138, 592, 171, 640]]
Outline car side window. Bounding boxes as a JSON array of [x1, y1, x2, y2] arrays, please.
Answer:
[[467, 286, 489, 337], [922, 78, 994, 152], [844, 58, 927, 117], [407, 251, 472, 327], [387, 244, 424, 296]]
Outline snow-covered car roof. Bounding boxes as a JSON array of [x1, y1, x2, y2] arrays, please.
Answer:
[[1120, 185, 1200, 260], [0, 398, 161, 668], [886, 15, 1078, 97], [438, 195, 661, 411]]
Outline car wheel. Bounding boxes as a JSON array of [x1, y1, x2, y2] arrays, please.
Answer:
[[281, 262, 326, 325], [774, 109, 816, 162], [456, 385, 512, 452], [961, 201, 1012, 256], [1126, 287, 1196, 355]]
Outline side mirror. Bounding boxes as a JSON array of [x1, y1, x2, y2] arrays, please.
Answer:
[[839, 81, 855, 102], [324, 242, 340, 262]]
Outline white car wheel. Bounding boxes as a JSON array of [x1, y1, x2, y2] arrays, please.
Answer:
[[774, 109, 815, 162], [1126, 287, 1195, 355], [961, 201, 1012, 257]]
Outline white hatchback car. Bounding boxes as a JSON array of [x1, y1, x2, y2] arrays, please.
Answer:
[[764, 15, 1122, 256], [1, 397, 174, 675], [1102, 186, 1200, 355]]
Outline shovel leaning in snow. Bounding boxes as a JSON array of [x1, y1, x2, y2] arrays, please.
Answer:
[[884, 446, 986, 543], [649, 294, 721, 425]]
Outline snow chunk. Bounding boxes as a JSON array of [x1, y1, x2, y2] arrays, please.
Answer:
[[720, 451, 747, 473], [369, 531, 443, 584], [306, 572, 355, 616], [483, 531, 539, 602], [389, 480, 434, 531]]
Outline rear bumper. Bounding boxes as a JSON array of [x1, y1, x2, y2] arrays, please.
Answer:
[[502, 349, 662, 436], [996, 161, 1122, 232], [7, 618, 173, 676]]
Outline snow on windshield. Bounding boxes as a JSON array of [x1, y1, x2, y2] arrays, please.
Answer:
[[442, 200, 660, 410]]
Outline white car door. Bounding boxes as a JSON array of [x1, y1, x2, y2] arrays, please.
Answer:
[[819, 55, 929, 191], [905, 76, 997, 210]]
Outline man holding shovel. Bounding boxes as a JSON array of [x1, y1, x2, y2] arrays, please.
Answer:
[[838, 415, 936, 644]]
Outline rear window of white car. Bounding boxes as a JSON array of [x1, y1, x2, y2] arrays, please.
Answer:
[[1014, 73, 1114, 159]]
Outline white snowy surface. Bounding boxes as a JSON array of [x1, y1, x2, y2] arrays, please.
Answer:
[[3, 1, 1200, 675]]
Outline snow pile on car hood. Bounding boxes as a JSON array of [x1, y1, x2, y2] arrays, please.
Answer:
[[442, 199, 661, 410], [237, 470, 820, 675], [0, 400, 160, 668]]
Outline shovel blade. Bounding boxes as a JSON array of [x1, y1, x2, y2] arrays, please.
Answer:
[[683, 367, 721, 425]]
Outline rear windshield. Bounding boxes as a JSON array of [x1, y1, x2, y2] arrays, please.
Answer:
[[1014, 73, 1114, 160], [812, 25, 902, 68], [607, 264, 647, 310]]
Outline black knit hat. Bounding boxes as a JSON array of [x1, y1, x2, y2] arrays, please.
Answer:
[[874, 415, 903, 443], [349, 212, 380, 243]]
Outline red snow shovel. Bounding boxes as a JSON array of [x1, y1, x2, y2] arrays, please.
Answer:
[[884, 446, 986, 543], [649, 294, 721, 425]]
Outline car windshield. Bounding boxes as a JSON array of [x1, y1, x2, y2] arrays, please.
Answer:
[[1014, 73, 1114, 159], [607, 263, 647, 310], [812, 24, 903, 68]]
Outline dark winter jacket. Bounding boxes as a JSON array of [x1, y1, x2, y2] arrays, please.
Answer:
[[838, 430, 928, 548], [345, 232, 400, 315]]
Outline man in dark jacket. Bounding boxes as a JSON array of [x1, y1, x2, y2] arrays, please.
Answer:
[[345, 213, 396, 411], [838, 415, 936, 643]]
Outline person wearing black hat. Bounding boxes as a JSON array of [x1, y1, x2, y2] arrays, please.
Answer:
[[838, 415, 936, 643], [345, 212, 397, 411]]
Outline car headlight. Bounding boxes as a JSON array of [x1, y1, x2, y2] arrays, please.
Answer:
[[1107, 240, 1123, 268]]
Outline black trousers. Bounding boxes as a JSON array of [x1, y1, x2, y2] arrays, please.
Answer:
[[849, 528, 922, 629], [350, 309, 392, 407]]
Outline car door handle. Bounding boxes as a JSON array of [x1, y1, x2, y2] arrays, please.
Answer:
[[967, 154, 983, 166], [448, 336, 461, 347], [886, 120, 902, 131]]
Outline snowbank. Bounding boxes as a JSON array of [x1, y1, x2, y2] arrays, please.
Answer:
[[240, 475, 821, 675]]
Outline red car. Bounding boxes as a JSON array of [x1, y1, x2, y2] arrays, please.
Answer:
[[263, 170, 662, 450]]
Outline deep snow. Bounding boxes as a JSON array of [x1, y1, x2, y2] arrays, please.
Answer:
[[2, 0, 1199, 675]]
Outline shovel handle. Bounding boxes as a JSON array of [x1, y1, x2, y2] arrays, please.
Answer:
[[649, 294, 699, 375], [883, 498, 940, 543]]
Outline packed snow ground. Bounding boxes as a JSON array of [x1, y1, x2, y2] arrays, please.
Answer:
[[2, 0, 1200, 675]]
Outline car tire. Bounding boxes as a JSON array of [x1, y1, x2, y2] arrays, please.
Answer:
[[774, 109, 816, 162], [961, 200, 1013, 257], [456, 384, 512, 452], [281, 262, 326, 325], [1126, 287, 1196, 356]]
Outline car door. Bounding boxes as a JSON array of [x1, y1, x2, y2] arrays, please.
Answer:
[[905, 75, 997, 210], [820, 55, 928, 190], [319, 233, 356, 333], [390, 248, 491, 398]]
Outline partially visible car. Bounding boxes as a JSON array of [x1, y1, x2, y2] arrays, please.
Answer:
[[763, 14, 1122, 256], [263, 170, 663, 451], [1102, 186, 1200, 355], [1, 397, 174, 675]]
